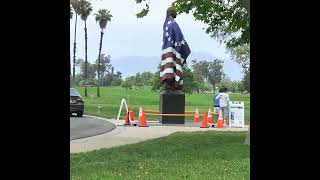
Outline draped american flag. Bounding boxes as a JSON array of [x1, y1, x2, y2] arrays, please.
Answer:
[[160, 17, 191, 85]]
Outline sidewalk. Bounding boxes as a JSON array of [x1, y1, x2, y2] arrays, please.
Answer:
[[70, 116, 248, 153]]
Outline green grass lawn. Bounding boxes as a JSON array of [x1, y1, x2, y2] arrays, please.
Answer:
[[74, 86, 250, 124], [71, 131, 250, 180]]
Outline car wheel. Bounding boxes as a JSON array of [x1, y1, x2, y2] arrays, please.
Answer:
[[77, 111, 83, 117]]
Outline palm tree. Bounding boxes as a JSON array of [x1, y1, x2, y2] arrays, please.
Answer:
[[71, 0, 81, 86], [79, 0, 92, 97], [94, 9, 112, 97]]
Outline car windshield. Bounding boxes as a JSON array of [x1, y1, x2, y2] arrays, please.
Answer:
[[70, 88, 80, 96]]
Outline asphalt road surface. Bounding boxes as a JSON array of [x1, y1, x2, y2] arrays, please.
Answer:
[[70, 116, 116, 140]]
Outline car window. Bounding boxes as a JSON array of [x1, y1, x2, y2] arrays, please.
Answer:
[[70, 88, 80, 96]]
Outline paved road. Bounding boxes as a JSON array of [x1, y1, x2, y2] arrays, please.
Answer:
[[70, 115, 116, 140]]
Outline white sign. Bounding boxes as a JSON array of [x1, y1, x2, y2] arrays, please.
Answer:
[[229, 101, 245, 128]]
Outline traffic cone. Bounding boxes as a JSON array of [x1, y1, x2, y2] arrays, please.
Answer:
[[139, 108, 148, 127], [207, 108, 213, 124], [138, 107, 142, 122], [124, 111, 131, 125], [217, 110, 224, 128], [194, 108, 200, 123], [129, 107, 134, 121], [200, 112, 208, 128], [135, 107, 143, 126]]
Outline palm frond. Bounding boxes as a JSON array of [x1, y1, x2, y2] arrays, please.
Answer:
[[79, 0, 92, 21], [95, 9, 113, 30], [71, 0, 81, 15], [70, 5, 73, 19]]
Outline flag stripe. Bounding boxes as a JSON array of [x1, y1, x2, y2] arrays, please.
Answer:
[[160, 65, 183, 79], [162, 47, 185, 64], [160, 63, 174, 71], [160, 68, 174, 77], [160, 58, 183, 73], [161, 52, 183, 65], [160, 72, 182, 82], [175, 69, 183, 78], [160, 73, 174, 82], [160, 57, 175, 66], [175, 75, 180, 82]]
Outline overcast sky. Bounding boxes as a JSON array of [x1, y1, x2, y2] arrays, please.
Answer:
[[70, 0, 242, 80]]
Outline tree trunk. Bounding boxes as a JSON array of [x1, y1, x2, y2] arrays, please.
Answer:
[[84, 21, 88, 97], [245, 124, 250, 145], [97, 30, 104, 97], [73, 14, 78, 86]]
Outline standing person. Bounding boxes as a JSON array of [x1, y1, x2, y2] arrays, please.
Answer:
[[213, 88, 223, 114], [218, 87, 230, 127]]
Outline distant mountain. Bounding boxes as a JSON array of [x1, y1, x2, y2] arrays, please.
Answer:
[[112, 52, 242, 80], [111, 56, 159, 78], [188, 51, 219, 61]]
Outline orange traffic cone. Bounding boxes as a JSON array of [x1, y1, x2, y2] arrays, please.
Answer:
[[200, 112, 208, 128], [207, 108, 213, 124], [124, 111, 131, 125], [217, 110, 224, 128], [194, 108, 200, 123], [129, 107, 134, 121], [139, 108, 148, 127]]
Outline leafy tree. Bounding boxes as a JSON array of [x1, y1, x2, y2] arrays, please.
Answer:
[[134, 0, 250, 48], [243, 68, 250, 92], [101, 72, 122, 86], [191, 59, 209, 83], [216, 78, 242, 92], [140, 72, 154, 86], [75, 58, 97, 84], [134, 73, 144, 88], [105, 71, 123, 86], [228, 43, 250, 73], [181, 65, 196, 94], [191, 59, 224, 91], [207, 59, 224, 90], [95, 54, 112, 86], [121, 77, 134, 90], [116, 71, 122, 79], [103, 67, 114, 86], [228, 43, 250, 93], [151, 71, 162, 92], [110, 75, 122, 86]]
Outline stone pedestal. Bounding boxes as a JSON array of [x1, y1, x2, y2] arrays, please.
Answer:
[[160, 92, 185, 124]]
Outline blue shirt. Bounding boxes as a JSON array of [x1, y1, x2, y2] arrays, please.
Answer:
[[213, 94, 220, 107]]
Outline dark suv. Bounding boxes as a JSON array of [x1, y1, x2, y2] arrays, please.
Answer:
[[70, 88, 84, 117]]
